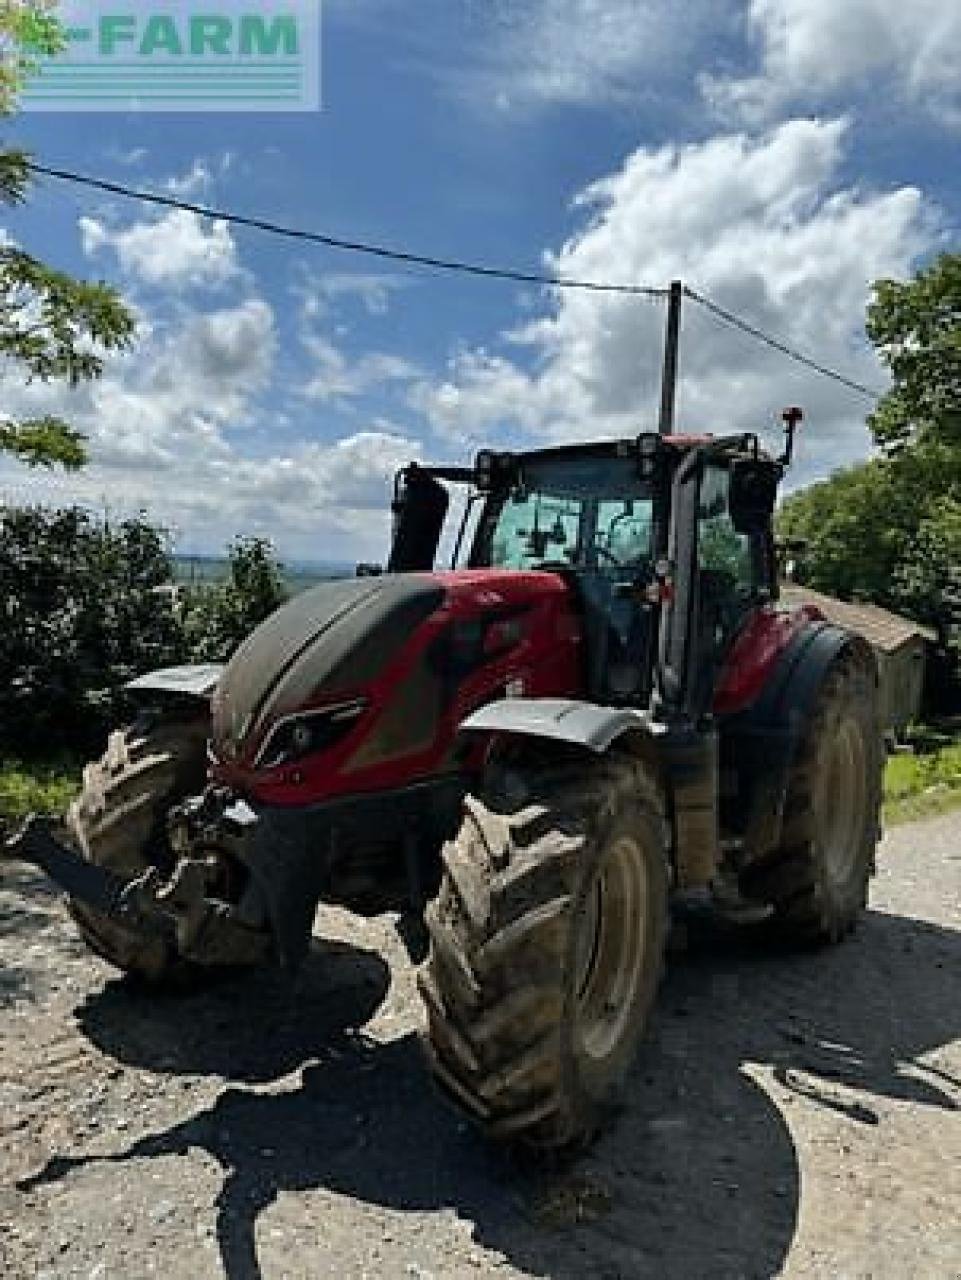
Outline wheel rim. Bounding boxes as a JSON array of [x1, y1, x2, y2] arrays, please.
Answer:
[[816, 714, 867, 887], [574, 833, 649, 1063]]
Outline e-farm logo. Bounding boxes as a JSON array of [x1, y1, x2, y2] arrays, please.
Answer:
[[22, 2, 320, 112]]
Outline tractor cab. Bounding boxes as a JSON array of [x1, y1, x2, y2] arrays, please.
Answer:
[[389, 430, 782, 721]]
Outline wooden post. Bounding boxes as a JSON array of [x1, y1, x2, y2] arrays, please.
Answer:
[[658, 279, 683, 435]]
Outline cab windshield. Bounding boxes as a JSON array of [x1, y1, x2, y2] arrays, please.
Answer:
[[470, 452, 654, 572]]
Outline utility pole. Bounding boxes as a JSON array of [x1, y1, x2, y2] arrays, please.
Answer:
[[658, 279, 683, 435]]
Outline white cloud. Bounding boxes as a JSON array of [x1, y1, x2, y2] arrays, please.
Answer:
[[164, 152, 237, 198], [0, 289, 415, 561], [703, 0, 961, 128], [0, 426, 416, 563], [301, 334, 419, 402], [411, 119, 934, 486], [0, 297, 274, 472], [79, 208, 239, 289], [295, 270, 410, 319], [450, 0, 712, 110], [165, 159, 214, 199], [105, 145, 148, 166]]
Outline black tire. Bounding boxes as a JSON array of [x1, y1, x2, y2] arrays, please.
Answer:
[[418, 750, 669, 1151], [739, 648, 883, 944], [65, 713, 209, 981]]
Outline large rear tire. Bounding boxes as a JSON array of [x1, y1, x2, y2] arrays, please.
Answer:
[[739, 649, 883, 944], [65, 713, 209, 981], [419, 750, 669, 1151]]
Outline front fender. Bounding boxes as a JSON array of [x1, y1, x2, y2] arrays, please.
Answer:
[[460, 697, 654, 754], [126, 664, 224, 703]]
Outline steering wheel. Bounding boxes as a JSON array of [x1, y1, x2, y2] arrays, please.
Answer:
[[593, 540, 624, 567]]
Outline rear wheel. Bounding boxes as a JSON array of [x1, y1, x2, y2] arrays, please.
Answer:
[[739, 649, 883, 943], [419, 750, 669, 1150], [65, 713, 209, 981]]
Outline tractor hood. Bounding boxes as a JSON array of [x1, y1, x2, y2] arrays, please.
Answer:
[[211, 575, 445, 760]]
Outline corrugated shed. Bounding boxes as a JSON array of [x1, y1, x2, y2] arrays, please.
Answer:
[[779, 584, 936, 653]]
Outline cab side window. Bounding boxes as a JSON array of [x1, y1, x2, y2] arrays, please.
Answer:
[[697, 465, 753, 594], [594, 499, 652, 567]]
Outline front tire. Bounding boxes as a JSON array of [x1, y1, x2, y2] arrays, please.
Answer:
[[739, 648, 883, 944], [65, 713, 209, 981], [419, 750, 669, 1151]]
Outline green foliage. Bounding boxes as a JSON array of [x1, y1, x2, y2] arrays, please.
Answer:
[[0, 243, 136, 471], [0, 415, 85, 468], [183, 537, 287, 662], [0, 145, 27, 200], [884, 737, 961, 825], [778, 448, 960, 655], [0, 245, 135, 382], [867, 253, 961, 452], [0, 3, 135, 470], [0, 507, 288, 758], [0, 755, 78, 827], [890, 495, 961, 653], [780, 255, 961, 695], [0, 1, 64, 113], [0, 505, 186, 753]]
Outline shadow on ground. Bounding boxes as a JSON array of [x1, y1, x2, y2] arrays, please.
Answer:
[[21, 907, 961, 1280], [74, 936, 392, 1084], [1, 866, 69, 1004]]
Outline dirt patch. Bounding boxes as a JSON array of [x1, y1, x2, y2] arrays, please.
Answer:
[[2, 814, 959, 1279]]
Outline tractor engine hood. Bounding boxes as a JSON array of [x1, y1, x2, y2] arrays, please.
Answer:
[[211, 575, 446, 762]]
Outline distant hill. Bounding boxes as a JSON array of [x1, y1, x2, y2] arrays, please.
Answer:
[[173, 554, 354, 595]]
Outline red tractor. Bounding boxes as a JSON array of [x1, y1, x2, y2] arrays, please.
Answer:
[[9, 412, 883, 1150]]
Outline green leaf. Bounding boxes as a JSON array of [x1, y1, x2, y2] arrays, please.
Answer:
[[0, 416, 87, 468]]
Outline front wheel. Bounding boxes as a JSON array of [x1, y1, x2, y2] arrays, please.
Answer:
[[419, 750, 669, 1151], [66, 713, 209, 981]]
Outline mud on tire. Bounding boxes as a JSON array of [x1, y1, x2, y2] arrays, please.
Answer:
[[65, 713, 209, 981], [419, 750, 669, 1151], [739, 647, 883, 944]]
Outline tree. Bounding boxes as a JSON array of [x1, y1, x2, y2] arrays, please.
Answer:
[[779, 256, 961, 685], [183, 537, 287, 661], [867, 252, 961, 452], [0, 2, 135, 469]]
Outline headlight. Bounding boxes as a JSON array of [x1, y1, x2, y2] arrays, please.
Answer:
[[254, 698, 367, 771]]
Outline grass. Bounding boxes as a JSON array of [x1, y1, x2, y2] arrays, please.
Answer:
[[0, 757, 80, 832], [883, 737, 961, 825], [1, 732, 958, 837]]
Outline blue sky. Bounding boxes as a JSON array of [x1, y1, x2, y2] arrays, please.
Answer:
[[2, 0, 959, 564]]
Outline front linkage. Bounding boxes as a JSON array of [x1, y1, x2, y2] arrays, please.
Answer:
[[3, 807, 271, 970]]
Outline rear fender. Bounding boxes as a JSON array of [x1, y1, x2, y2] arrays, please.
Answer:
[[724, 623, 877, 860]]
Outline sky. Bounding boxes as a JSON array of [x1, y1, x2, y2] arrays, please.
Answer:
[[2, 0, 959, 565]]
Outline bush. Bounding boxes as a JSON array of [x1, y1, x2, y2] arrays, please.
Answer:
[[0, 506, 186, 754], [1, 507, 287, 758], [182, 536, 287, 662]]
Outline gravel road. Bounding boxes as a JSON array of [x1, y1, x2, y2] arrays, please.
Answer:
[[1, 812, 959, 1280]]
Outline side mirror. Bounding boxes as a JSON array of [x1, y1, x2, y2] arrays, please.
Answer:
[[387, 464, 450, 572], [729, 459, 779, 536]]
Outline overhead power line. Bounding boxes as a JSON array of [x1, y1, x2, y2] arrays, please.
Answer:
[[683, 285, 882, 402], [25, 160, 667, 298], [25, 159, 885, 402]]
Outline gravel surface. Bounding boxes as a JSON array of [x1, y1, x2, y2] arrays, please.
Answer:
[[1, 812, 959, 1280]]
